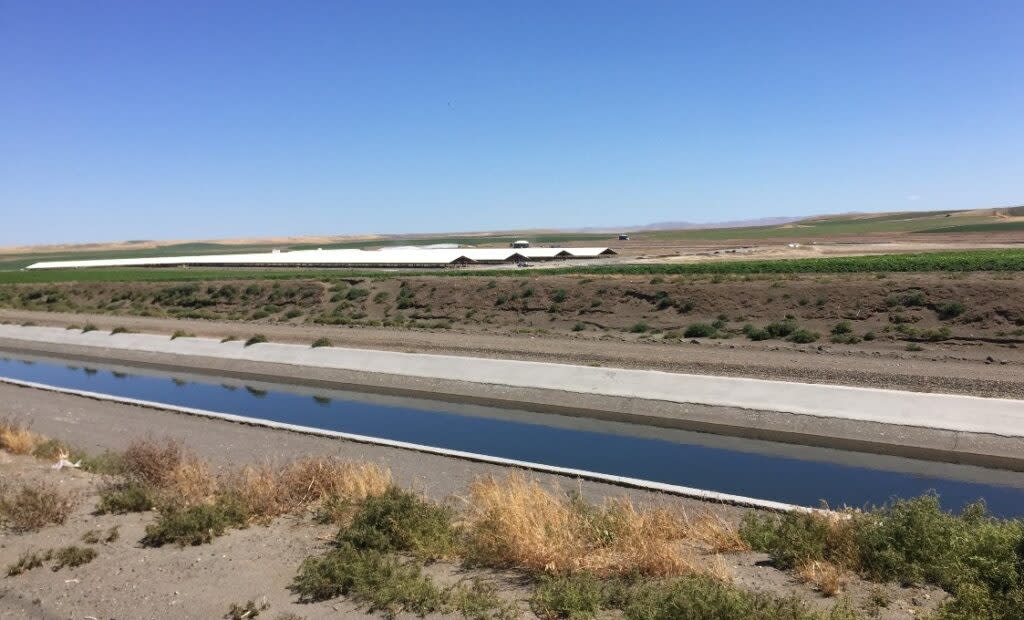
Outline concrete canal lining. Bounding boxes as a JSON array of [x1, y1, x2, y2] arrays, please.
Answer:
[[1, 324, 1023, 469]]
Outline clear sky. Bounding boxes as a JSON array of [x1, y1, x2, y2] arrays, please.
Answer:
[[2, 1, 1023, 245]]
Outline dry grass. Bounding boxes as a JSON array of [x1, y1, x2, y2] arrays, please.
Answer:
[[122, 437, 184, 488], [0, 418, 43, 455], [463, 474, 728, 579], [226, 457, 391, 521], [684, 512, 751, 553], [0, 481, 77, 532], [164, 456, 219, 508], [795, 560, 847, 597]]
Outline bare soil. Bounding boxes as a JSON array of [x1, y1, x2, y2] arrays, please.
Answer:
[[0, 385, 945, 619]]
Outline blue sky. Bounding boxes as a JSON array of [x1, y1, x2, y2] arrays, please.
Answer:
[[2, 1, 1022, 245]]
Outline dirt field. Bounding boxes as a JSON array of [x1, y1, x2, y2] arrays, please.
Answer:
[[0, 384, 945, 620], [2, 270, 1023, 398]]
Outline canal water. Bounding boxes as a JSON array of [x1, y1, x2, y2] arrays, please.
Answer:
[[2, 352, 1023, 517]]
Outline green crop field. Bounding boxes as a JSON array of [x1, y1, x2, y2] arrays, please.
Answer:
[[1, 249, 1021, 285], [916, 221, 1024, 234]]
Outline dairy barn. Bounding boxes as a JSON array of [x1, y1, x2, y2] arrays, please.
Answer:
[[25, 247, 617, 270]]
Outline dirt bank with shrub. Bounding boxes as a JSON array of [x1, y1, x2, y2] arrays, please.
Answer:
[[0, 385, 949, 620]]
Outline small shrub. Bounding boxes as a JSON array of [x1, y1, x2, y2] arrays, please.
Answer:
[[51, 545, 98, 571], [572, 322, 586, 332], [531, 573, 605, 620], [110, 326, 133, 334], [741, 495, 1024, 620], [551, 289, 568, 303], [123, 437, 183, 487], [619, 575, 851, 620], [80, 450, 126, 475], [796, 560, 847, 597], [906, 343, 924, 352], [224, 599, 270, 620], [346, 287, 369, 301], [244, 334, 268, 347], [683, 323, 716, 338], [96, 481, 155, 514], [81, 323, 98, 332], [920, 327, 952, 342], [629, 322, 650, 334], [7, 550, 50, 576], [830, 322, 852, 335], [830, 333, 861, 345], [446, 578, 520, 620], [284, 309, 303, 319], [935, 302, 965, 320], [311, 337, 333, 348], [339, 487, 457, 559], [82, 525, 120, 544], [141, 495, 249, 547], [787, 329, 819, 344], [0, 482, 76, 532], [170, 329, 194, 340], [291, 543, 446, 616], [0, 419, 42, 454], [31, 438, 80, 461]]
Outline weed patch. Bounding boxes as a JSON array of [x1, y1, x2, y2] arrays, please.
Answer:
[[338, 487, 457, 559], [96, 480, 156, 514], [244, 334, 268, 346], [141, 495, 249, 547], [0, 481, 76, 532], [51, 545, 98, 571], [6, 550, 50, 576], [683, 323, 716, 338], [740, 496, 1024, 620], [291, 543, 445, 617]]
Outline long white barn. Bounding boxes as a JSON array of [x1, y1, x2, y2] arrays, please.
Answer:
[[26, 247, 617, 270]]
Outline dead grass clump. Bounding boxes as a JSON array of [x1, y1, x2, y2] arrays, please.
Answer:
[[227, 458, 391, 520], [0, 481, 77, 532], [684, 512, 750, 553], [796, 559, 847, 597], [464, 474, 717, 578], [0, 418, 43, 455], [122, 437, 184, 488], [280, 458, 391, 504], [164, 455, 219, 508]]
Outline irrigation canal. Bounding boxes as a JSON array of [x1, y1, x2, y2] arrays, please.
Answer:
[[2, 352, 1023, 517]]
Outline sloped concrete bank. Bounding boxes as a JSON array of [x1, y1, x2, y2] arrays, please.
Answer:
[[1, 324, 1023, 470]]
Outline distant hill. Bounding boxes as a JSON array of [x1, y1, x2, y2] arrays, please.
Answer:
[[632, 217, 803, 231]]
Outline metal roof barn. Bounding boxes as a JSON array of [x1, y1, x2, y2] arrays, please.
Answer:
[[25, 247, 616, 270]]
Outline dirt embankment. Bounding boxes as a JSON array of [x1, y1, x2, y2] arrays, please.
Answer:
[[0, 384, 944, 620], [2, 271, 1024, 398]]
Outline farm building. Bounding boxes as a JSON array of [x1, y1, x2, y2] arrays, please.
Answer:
[[25, 247, 617, 270], [510, 240, 530, 248]]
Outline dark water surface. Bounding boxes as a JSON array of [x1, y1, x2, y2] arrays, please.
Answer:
[[2, 352, 1023, 517]]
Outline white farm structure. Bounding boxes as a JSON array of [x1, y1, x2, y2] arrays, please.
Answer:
[[26, 247, 618, 270]]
